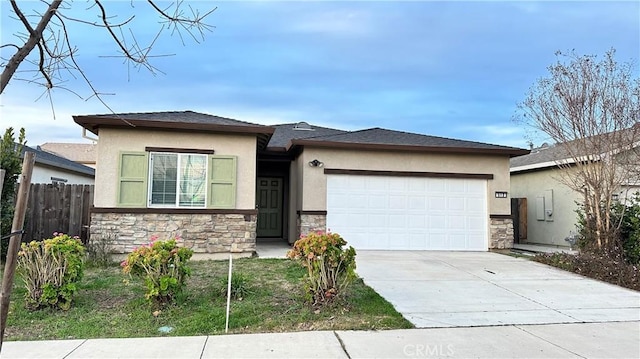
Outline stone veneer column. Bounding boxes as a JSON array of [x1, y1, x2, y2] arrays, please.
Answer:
[[489, 217, 514, 249], [297, 213, 327, 239], [90, 212, 257, 254]]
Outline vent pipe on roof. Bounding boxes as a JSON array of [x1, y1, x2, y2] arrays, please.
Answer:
[[293, 122, 314, 131]]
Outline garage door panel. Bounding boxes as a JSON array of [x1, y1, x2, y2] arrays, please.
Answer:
[[429, 215, 447, 229], [368, 194, 387, 207], [428, 196, 446, 210], [389, 195, 407, 209], [447, 197, 466, 211], [447, 180, 466, 192], [408, 178, 426, 191], [409, 215, 426, 228], [327, 175, 488, 251]]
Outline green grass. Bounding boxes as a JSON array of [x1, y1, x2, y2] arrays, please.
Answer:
[[5, 258, 413, 341]]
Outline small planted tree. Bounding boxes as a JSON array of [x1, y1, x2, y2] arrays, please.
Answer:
[[515, 48, 640, 251], [287, 231, 356, 307]]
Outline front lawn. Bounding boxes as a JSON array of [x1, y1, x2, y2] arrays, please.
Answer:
[[5, 258, 412, 341]]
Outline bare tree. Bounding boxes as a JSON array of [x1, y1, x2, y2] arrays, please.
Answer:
[[1, 0, 215, 112], [515, 49, 640, 250]]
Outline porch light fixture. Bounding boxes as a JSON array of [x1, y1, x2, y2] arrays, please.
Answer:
[[495, 191, 508, 198], [308, 159, 324, 167]]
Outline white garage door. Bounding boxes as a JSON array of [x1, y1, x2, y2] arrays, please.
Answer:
[[326, 175, 488, 251]]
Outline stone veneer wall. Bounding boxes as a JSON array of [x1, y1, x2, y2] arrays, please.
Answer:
[[490, 217, 514, 249], [297, 214, 327, 238], [91, 212, 257, 254]]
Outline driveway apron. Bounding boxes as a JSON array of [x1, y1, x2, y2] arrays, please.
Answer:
[[356, 251, 640, 328]]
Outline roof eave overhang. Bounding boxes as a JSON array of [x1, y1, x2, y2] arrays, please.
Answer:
[[73, 116, 275, 136], [288, 139, 530, 157]]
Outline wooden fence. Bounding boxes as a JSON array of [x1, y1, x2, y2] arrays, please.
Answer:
[[23, 184, 94, 243]]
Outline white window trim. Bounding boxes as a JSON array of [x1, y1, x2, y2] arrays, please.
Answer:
[[147, 151, 208, 208]]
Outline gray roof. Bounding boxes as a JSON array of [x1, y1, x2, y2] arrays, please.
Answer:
[[21, 145, 95, 177], [289, 127, 529, 155], [74, 111, 274, 139], [84, 111, 266, 127], [509, 143, 566, 169], [73, 111, 528, 156], [266, 122, 347, 149], [510, 125, 640, 171]]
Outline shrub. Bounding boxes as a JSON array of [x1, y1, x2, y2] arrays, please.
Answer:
[[614, 193, 640, 265], [220, 272, 252, 300], [121, 237, 193, 306], [287, 231, 356, 307], [576, 193, 640, 265], [534, 250, 639, 291], [17, 233, 85, 311], [1, 127, 26, 261], [85, 231, 116, 268]]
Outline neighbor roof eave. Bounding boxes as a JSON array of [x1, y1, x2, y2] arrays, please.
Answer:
[[289, 139, 530, 157]]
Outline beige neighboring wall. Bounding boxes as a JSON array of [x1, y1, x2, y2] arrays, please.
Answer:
[[94, 127, 257, 209], [510, 167, 582, 246], [297, 147, 512, 215]]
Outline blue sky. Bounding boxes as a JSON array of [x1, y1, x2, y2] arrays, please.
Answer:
[[1, 1, 638, 148]]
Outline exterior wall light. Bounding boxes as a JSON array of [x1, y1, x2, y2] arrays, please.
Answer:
[[308, 159, 324, 167]]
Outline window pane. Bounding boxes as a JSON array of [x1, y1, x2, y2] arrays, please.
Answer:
[[150, 154, 177, 205], [179, 154, 206, 207]]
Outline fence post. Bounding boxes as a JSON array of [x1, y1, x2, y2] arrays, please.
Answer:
[[0, 152, 35, 351], [0, 169, 5, 249]]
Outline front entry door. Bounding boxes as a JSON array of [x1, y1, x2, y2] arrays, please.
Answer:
[[256, 177, 283, 237]]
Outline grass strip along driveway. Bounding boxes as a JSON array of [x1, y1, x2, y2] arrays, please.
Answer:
[[5, 258, 412, 341]]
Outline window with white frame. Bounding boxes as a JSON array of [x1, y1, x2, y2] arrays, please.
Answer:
[[149, 152, 207, 207]]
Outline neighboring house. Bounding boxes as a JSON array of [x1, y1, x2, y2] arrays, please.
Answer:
[[73, 111, 528, 256], [510, 141, 640, 247], [20, 144, 95, 185], [40, 142, 97, 169]]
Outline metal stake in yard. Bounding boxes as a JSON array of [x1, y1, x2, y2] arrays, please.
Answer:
[[0, 152, 35, 352], [225, 254, 233, 333]]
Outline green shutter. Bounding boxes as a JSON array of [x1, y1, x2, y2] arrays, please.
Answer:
[[208, 155, 237, 208], [117, 152, 148, 207]]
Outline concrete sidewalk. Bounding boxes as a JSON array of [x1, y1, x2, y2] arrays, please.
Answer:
[[2, 321, 638, 358]]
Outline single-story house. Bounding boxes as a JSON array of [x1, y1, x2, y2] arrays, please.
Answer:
[[40, 142, 97, 169], [20, 144, 95, 185], [510, 140, 640, 247], [73, 111, 528, 256]]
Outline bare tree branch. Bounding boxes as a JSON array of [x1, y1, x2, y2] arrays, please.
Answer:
[[515, 49, 640, 250], [1, 0, 63, 93], [0, 0, 215, 121]]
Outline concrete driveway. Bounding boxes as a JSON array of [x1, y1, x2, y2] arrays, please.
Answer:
[[356, 251, 640, 328]]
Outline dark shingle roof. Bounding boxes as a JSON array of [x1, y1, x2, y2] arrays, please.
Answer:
[[74, 111, 275, 150], [21, 145, 95, 177], [86, 111, 264, 127], [74, 111, 274, 136], [72, 111, 529, 156], [290, 127, 529, 156], [266, 122, 347, 150]]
